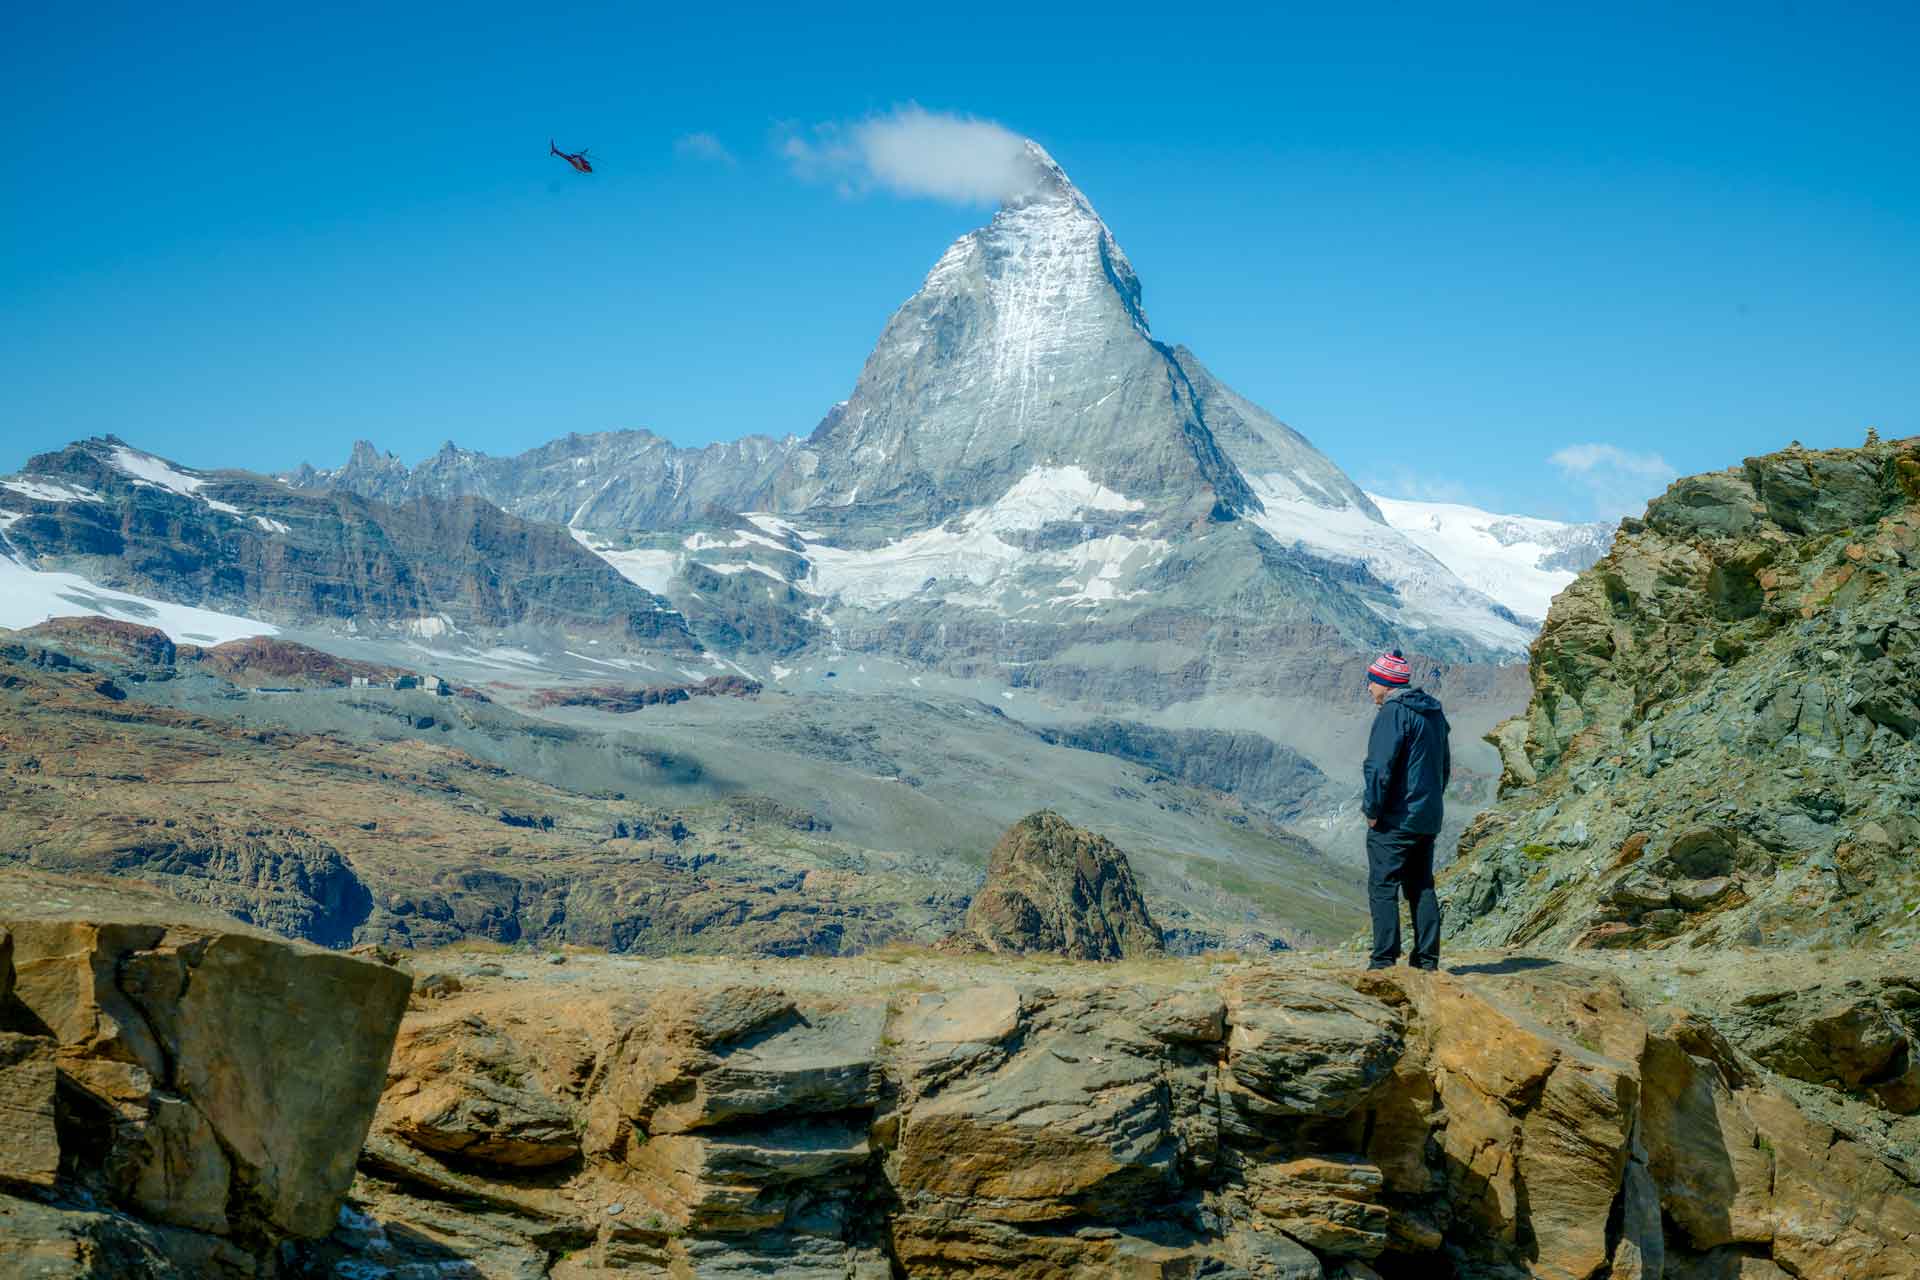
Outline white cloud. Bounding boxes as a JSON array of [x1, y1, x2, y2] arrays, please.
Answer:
[[675, 132, 736, 165], [1548, 443, 1674, 479], [1361, 465, 1476, 507], [782, 105, 1043, 205], [1549, 443, 1677, 519]]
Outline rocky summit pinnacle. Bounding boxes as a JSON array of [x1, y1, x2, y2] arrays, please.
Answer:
[[768, 141, 1254, 523]]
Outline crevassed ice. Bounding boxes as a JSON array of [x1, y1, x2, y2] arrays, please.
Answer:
[[1243, 475, 1534, 653], [1366, 493, 1588, 624]]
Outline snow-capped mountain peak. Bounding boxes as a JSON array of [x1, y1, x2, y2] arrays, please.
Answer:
[[765, 145, 1246, 520]]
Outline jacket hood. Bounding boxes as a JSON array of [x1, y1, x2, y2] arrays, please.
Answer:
[[1395, 689, 1446, 717]]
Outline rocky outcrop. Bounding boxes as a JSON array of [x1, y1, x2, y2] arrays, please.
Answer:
[[10, 618, 460, 696], [294, 948, 1920, 1278], [944, 811, 1164, 960], [1444, 434, 1920, 951], [0, 868, 410, 1275], [176, 634, 406, 688], [382, 1013, 584, 1168], [528, 674, 762, 713]]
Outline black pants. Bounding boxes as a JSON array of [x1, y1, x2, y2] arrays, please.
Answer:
[[1367, 826, 1441, 969]]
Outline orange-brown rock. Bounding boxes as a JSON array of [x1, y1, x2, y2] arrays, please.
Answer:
[[299, 949, 1920, 1279], [8, 916, 1917, 1279], [0, 868, 411, 1275], [942, 811, 1164, 960]]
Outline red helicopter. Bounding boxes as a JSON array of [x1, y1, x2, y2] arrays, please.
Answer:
[[549, 139, 593, 174]]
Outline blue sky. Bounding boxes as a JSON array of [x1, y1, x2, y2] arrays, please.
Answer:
[[2, 1, 1914, 522]]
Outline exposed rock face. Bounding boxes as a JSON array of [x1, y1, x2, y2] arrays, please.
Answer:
[[0, 868, 410, 1275], [945, 811, 1164, 960], [1444, 435, 1920, 951], [1038, 719, 1330, 821], [767, 145, 1252, 524], [1581, 948, 1920, 1126], [286, 948, 1920, 1279], [1, 436, 697, 651], [382, 1013, 583, 1168]]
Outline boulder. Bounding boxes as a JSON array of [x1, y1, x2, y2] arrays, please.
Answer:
[[1748, 993, 1909, 1091], [0, 867, 410, 1259], [1222, 972, 1404, 1119], [944, 811, 1164, 960], [1244, 1156, 1388, 1258]]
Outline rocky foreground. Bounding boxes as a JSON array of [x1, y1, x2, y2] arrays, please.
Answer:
[[3, 870, 1917, 1279]]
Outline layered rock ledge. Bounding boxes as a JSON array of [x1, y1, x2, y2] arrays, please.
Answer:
[[318, 946, 1916, 1279], [2, 868, 1914, 1277]]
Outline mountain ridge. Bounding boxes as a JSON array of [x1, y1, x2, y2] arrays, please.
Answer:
[[1, 435, 699, 651], [286, 142, 1535, 661]]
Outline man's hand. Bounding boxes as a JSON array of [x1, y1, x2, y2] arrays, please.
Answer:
[[1366, 817, 1378, 829]]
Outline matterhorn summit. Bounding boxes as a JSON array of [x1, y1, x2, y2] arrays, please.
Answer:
[[767, 140, 1254, 523], [752, 140, 1530, 652]]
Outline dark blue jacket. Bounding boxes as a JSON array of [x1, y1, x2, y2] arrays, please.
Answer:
[[1362, 689, 1451, 835]]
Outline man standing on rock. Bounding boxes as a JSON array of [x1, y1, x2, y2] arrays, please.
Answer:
[[1361, 648, 1450, 971]]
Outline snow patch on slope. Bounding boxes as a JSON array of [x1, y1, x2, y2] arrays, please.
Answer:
[[3, 479, 103, 504], [107, 446, 249, 519], [802, 466, 1161, 610], [971, 464, 1141, 532], [0, 543, 278, 644], [110, 446, 210, 498], [570, 529, 680, 595], [1367, 494, 1613, 623]]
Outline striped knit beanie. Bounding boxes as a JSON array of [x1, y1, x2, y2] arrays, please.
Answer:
[[1367, 648, 1412, 687]]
